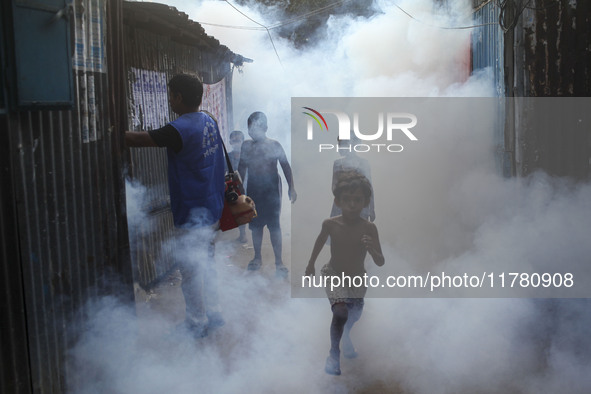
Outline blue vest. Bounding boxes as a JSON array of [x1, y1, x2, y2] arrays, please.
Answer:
[[167, 112, 225, 227]]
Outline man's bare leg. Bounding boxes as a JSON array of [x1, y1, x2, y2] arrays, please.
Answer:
[[269, 224, 288, 278], [247, 226, 264, 270]]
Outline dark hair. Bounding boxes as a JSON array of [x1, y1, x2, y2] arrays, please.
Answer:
[[229, 130, 245, 140], [247, 111, 267, 128], [333, 170, 372, 200], [168, 74, 203, 108]]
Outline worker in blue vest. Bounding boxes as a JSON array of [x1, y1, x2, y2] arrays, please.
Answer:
[[126, 74, 225, 338]]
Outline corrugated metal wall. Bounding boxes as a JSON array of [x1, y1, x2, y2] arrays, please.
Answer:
[[471, 0, 590, 179], [472, 0, 504, 96], [1, 117, 32, 394], [512, 0, 590, 178], [1, 0, 133, 392], [472, 0, 509, 176], [514, 97, 590, 179], [122, 4, 235, 289], [516, 0, 590, 97]]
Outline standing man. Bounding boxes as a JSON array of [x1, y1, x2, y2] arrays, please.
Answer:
[[125, 74, 225, 338], [238, 111, 296, 278]]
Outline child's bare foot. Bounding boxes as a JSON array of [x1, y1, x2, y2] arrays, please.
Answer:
[[325, 355, 341, 376]]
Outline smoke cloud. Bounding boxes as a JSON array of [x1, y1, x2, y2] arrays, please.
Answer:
[[69, 1, 591, 393], [125, 179, 150, 231]]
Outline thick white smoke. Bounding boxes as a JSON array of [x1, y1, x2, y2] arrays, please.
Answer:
[[125, 179, 150, 231], [69, 1, 591, 393]]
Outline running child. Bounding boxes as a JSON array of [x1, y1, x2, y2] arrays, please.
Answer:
[[305, 170, 384, 375]]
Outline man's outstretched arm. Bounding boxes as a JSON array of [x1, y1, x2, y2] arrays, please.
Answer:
[[125, 131, 158, 148]]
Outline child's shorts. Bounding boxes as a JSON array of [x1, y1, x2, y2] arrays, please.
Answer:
[[321, 263, 367, 306]]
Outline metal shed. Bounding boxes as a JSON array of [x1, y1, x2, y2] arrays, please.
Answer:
[[0, 0, 245, 392], [1, 0, 131, 392], [471, 0, 590, 179], [509, 0, 590, 179], [471, 0, 508, 175], [121, 1, 247, 289]]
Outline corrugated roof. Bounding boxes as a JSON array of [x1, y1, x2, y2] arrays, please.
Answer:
[[122, 1, 250, 66]]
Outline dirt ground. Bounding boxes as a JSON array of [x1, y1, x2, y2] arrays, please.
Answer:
[[133, 224, 287, 324], [132, 203, 404, 393]]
